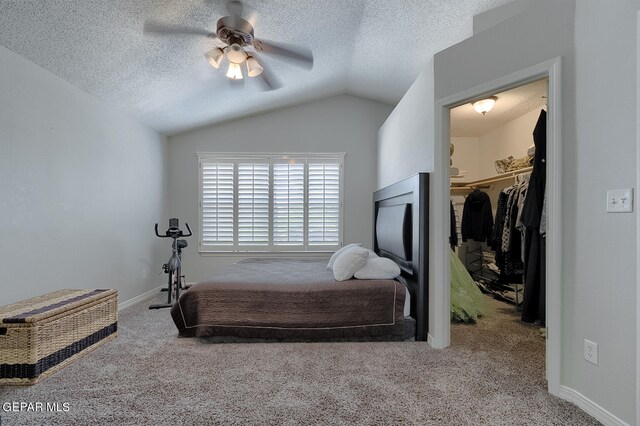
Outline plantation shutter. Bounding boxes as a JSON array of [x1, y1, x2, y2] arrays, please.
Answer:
[[198, 153, 343, 252], [273, 161, 305, 246], [201, 162, 235, 246], [307, 161, 341, 246], [237, 162, 270, 246]]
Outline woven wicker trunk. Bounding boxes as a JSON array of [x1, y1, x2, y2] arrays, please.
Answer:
[[0, 289, 118, 385]]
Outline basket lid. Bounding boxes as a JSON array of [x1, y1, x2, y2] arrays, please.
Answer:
[[0, 289, 117, 323]]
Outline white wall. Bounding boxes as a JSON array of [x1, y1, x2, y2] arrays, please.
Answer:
[[569, 2, 638, 423], [377, 60, 434, 189], [450, 136, 481, 181], [428, 0, 636, 423], [473, 0, 533, 35], [451, 108, 541, 180], [0, 45, 168, 306], [477, 108, 541, 177], [451, 108, 539, 246], [167, 94, 392, 282]]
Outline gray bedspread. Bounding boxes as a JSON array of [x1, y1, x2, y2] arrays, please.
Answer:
[[170, 258, 407, 340]]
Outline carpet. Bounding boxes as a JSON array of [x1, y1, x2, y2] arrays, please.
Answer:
[[0, 293, 599, 425]]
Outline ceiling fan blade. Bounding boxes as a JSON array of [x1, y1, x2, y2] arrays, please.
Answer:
[[224, 0, 245, 28], [254, 39, 314, 69], [143, 21, 215, 38], [228, 78, 245, 90], [257, 71, 281, 91], [226, 0, 244, 17], [252, 53, 282, 91]]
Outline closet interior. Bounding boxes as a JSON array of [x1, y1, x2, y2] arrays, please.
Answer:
[[449, 78, 549, 326]]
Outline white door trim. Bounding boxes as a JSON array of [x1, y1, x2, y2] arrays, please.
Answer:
[[432, 57, 562, 396], [636, 11, 640, 425]]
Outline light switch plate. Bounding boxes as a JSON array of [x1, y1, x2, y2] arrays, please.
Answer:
[[606, 188, 633, 213]]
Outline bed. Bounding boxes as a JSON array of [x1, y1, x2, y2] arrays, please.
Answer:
[[170, 173, 429, 341]]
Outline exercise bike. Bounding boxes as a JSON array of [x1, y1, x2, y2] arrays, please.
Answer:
[[149, 218, 192, 310]]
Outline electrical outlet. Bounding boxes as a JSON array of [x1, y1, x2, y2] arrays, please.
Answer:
[[584, 339, 598, 365], [606, 188, 633, 213]]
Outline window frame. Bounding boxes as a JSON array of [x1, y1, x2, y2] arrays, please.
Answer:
[[197, 152, 345, 254]]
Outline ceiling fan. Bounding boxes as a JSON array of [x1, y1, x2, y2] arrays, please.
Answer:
[[143, 1, 314, 90]]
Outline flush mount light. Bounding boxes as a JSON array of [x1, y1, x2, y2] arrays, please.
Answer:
[[204, 47, 224, 69], [226, 62, 243, 80], [472, 96, 498, 115]]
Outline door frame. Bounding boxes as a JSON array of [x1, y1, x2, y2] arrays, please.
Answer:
[[636, 11, 640, 424], [431, 57, 562, 395]]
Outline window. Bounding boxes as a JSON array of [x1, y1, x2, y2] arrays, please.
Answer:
[[198, 153, 344, 252]]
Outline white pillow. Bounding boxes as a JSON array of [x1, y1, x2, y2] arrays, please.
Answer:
[[333, 247, 369, 281], [327, 243, 362, 269], [354, 257, 401, 280], [366, 249, 379, 259]]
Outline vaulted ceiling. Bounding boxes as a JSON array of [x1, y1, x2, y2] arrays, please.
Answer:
[[0, 0, 512, 135]]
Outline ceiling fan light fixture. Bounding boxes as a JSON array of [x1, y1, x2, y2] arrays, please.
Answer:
[[472, 96, 498, 115], [226, 62, 244, 80], [204, 47, 224, 69], [246, 56, 263, 77], [226, 43, 247, 64]]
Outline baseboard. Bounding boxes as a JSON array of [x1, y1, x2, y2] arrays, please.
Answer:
[[427, 333, 450, 349], [118, 286, 163, 310], [559, 385, 630, 426]]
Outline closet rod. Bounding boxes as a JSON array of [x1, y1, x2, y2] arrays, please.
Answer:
[[450, 185, 489, 194]]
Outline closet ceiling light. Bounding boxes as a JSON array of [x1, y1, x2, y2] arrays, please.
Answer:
[[473, 96, 498, 115]]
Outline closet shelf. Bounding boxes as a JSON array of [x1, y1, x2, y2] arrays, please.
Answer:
[[450, 166, 533, 192]]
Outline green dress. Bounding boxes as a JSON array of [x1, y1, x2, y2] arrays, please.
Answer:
[[450, 249, 485, 322]]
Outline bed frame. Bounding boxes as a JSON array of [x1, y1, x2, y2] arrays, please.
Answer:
[[373, 173, 429, 341]]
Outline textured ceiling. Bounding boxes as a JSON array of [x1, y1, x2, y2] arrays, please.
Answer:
[[450, 78, 548, 137], [0, 0, 513, 135]]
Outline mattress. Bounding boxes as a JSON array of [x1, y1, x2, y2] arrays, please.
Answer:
[[170, 258, 407, 341]]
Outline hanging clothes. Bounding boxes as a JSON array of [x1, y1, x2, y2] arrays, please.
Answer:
[[491, 175, 529, 283], [514, 177, 530, 263], [505, 176, 529, 273], [450, 200, 458, 250], [491, 191, 509, 252], [521, 109, 547, 324], [461, 189, 494, 244]]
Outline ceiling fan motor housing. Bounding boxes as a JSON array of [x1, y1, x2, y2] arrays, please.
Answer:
[[217, 16, 254, 46]]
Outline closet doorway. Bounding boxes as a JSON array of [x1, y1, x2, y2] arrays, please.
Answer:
[[448, 78, 549, 374], [433, 58, 562, 395]]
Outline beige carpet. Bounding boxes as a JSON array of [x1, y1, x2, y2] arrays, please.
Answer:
[[0, 293, 599, 425]]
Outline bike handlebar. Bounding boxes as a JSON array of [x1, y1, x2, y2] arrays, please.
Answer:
[[155, 221, 192, 238]]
